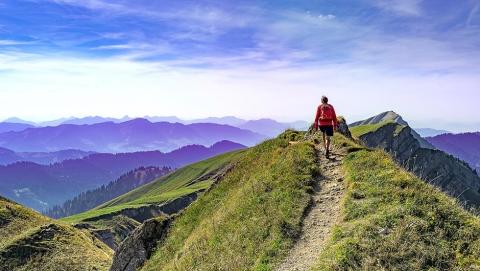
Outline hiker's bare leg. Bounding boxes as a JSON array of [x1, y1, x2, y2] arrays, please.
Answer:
[[322, 132, 327, 149], [326, 136, 331, 153]]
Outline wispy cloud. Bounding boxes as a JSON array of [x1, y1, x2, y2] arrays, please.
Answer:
[[466, 1, 480, 26], [0, 40, 32, 46], [370, 0, 424, 16]]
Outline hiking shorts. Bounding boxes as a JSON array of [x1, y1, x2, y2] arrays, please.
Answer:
[[319, 125, 334, 137]]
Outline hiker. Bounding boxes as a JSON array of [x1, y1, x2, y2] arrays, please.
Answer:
[[314, 96, 338, 158]]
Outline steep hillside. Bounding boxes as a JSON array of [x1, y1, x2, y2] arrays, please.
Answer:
[[59, 151, 243, 250], [103, 127, 479, 271], [350, 112, 480, 207], [426, 132, 480, 173], [0, 196, 113, 271], [62, 151, 243, 224], [46, 166, 173, 219], [0, 141, 245, 212], [135, 130, 318, 271], [0, 118, 263, 153]]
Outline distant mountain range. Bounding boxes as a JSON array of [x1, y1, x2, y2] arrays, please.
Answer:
[[415, 128, 451, 137], [1, 116, 310, 138], [0, 140, 245, 211], [0, 122, 35, 133], [426, 132, 480, 173], [45, 166, 172, 219], [0, 118, 261, 153], [0, 147, 94, 165]]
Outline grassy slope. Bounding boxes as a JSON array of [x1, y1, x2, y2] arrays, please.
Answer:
[[350, 120, 395, 137], [314, 149, 480, 270], [0, 196, 113, 271], [62, 151, 243, 224], [141, 131, 319, 271]]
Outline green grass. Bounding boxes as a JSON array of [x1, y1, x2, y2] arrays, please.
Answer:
[[0, 197, 113, 271], [350, 121, 394, 137], [62, 151, 243, 224], [141, 130, 319, 271], [313, 150, 480, 271]]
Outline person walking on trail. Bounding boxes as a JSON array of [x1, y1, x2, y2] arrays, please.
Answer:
[[314, 96, 338, 158]]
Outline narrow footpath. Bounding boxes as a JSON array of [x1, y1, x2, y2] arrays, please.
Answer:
[[276, 146, 346, 271]]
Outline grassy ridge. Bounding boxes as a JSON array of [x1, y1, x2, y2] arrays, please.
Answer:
[[62, 151, 242, 224], [0, 197, 113, 271], [350, 121, 394, 137], [314, 150, 480, 270], [141, 131, 319, 271]]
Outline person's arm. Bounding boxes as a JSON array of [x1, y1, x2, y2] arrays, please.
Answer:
[[314, 106, 321, 130], [332, 106, 338, 129]]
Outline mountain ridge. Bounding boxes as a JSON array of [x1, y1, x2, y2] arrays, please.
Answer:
[[426, 132, 480, 173], [0, 141, 246, 211], [350, 112, 480, 206], [0, 119, 262, 153]]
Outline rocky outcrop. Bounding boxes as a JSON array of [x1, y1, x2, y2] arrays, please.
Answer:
[[337, 117, 352, 139], [83, 192, 200, 224], [357, 121, 480, 207], [92, 229, 116, 249], [109, 216, 173, 271]]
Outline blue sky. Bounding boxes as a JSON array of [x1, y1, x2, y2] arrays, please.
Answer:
[[0, 0, 479, 131]]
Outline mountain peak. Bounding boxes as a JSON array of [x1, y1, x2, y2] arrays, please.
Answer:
[[350, 111, 408, 127]]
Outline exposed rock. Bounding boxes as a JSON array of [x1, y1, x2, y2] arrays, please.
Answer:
[[83, 192, 200, 224], [83, 205, 166, 224], [156, 193, 199, 215], [357, 121, 480, 206], [92, 229, 116, 250], [109, 216, 173, 271], [336, 116, 352, 139]]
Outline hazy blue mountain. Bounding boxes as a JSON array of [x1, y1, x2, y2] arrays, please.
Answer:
[[0, 148, 94, 165], [144, 116, 184, 123], [38, 117, 73, 127], [61, 116, 132, 125], [187, 116, 247, 126], [426, 132, 480, 173], [2, 117, 37, 126], [238, 119, 310, 137], [415, 128, 451, 137], [0, 122, 35, 133], [0, 140, 246, 211], [0, 118, 263, 153]]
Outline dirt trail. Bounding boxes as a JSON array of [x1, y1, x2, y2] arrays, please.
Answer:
[[276, 146, 346, 271]]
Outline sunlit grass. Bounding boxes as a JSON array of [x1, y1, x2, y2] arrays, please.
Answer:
[[141, 130, 319, 271], [314, 150, 480, 270]]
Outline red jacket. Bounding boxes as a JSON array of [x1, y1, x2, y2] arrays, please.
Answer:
[[314, 104, 338, 130]]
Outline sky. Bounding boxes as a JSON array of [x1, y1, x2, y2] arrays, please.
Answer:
[[0, 0, 479, 131]]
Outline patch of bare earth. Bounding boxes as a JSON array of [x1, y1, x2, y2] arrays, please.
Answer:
[[276, 146, 346, 271]]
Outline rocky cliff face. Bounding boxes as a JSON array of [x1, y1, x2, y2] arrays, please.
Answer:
[[109, 216, 173, 271], [356, 121, 480, 207]]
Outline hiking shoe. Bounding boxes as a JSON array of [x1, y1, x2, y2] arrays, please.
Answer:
[[325, 150, 330, 158]]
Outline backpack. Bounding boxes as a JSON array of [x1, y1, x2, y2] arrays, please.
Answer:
[[319, 104, 334, 120]]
